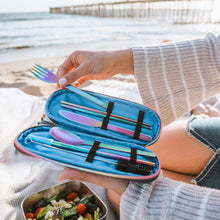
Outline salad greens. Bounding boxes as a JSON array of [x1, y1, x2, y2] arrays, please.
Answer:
[[25, 190, 103, 220]]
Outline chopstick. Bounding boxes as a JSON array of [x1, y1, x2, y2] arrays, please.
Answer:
[[61, 100, 152, 129], [26, 134, 155, 167]]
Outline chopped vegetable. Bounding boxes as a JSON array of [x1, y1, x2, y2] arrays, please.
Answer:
[[77, 204, 86, 215], [61, 204, 77, 217], [94, 208, 100, 220], [25, 190, 102, 220], [85, 201, 98, 215], [66, 192, 78, 201], [67, 200, 75, 204], [34, 207, 43, 217], [84, 213, 93, 219], [56, 190, 71, 202], [47, 194, 57, 203], [33, 198, 47, 210], [25, 212, 34, 219], [36, 204, 54, 219]]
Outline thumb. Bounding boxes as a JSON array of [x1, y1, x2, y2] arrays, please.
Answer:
[[58, 168, 128, 195], [59, 65, 86, 87], [58, 168, 106, 185]]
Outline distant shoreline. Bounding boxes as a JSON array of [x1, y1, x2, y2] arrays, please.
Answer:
[[0, 49, 139, 102], [0, 39, 137, 64]]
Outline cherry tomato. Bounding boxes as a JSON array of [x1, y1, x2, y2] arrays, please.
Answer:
[[34, 207, 43, 217], [77, 203, 87, 214], [84, 212, 93, 219], [25, 212, 34, 219], [66, 192, 78, 201]]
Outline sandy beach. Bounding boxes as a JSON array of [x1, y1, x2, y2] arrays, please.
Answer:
[[0, 26, 144, 99], [1, 11, 219, 99], [0, 48, 141, 104], [0, 55, 65, 97]]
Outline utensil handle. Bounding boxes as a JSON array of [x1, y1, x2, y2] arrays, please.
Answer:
[[53, 140, 154, 166], [66, 85, 108, 109], [61, 100, 151, 129], [26, 134, 154, 167], [85, 140, 156, 157], [107, 123, 151, 141], [59, 110, 152, 141]]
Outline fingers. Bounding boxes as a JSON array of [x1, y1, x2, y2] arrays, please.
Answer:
[[59, 64, 88, 87], [58, 168, 129, 195], [74, 75, 93, 87], [58, 65, 87, 87], [205, 104, 220, 117], [57, 51, 80, 79], [56, 52, 82, 88], [107, 189, 121, 214], [59, 68, 95, 88], [192, 104, 207, 115]]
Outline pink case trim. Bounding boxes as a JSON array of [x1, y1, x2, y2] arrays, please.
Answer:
[[15, 135, 161, 181]]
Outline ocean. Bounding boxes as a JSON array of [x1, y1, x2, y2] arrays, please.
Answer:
[[1, 11, 220, 63]]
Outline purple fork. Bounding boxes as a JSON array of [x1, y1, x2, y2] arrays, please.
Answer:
[[30, 64, 59, 83], [30, 64, 152, 130], [30, 64, 108, 108]]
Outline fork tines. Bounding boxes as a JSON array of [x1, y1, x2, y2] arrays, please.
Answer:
[[29, 64, 59, 83]]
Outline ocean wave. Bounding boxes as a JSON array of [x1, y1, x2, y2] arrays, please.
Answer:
[[0, 17, 47, 22], [13, 45, 31, 49], [0, 45, 32, 51], [0, 12, 55, 22], [0, 12, 213, 59], [0, 35, 33, 39], [0, 36, 118, 51]]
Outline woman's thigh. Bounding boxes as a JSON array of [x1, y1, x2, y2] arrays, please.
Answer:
[[147, 119, 214, 176]]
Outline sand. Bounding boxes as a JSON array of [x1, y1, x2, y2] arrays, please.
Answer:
[[0, 52, 142, 105], [0, 56, 65, 97], [0, 37, 144, 99]]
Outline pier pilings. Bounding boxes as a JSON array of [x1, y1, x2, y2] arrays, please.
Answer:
[[50, 0, 217, 24]]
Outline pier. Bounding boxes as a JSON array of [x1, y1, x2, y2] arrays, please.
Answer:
[[50, 0, 217, 24]]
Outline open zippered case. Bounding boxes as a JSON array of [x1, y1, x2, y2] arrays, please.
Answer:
[[15, 88, 162, 181]]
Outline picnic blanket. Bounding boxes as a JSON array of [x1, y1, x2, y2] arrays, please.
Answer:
[[1, 83, 220, 220], [0, 88, 120, 220]]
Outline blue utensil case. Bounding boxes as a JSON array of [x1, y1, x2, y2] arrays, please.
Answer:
[[15, 88, 162, 181]]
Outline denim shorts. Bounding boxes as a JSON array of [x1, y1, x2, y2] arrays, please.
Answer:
[[187, 116, 220, 190]]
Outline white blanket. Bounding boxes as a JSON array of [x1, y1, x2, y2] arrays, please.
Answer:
[[0, 88, 122, 220], [1, 77, 220, 220]]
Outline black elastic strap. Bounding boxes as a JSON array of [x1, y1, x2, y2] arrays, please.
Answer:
[[133, 110, 145, 140], [86, 141, 100, 163], [101, 101, 114, 130], [129, 148, 137, 165], [127, 148, 137, 173]]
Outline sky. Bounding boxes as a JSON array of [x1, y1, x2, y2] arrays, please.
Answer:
[[0, 0, 51, 12], [0, 0, 98, 13], [0, 0, 219, 15], [0, 0, 114, 13]]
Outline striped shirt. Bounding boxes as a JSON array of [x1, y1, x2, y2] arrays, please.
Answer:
[[121, 177, 220, 220], [132, 32, 220, 126], [119, 33, 220, 220]]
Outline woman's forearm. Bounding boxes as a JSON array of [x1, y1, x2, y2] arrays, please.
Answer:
[[110, 49, 134, 75], [132, 33, 220, 125], [120, 177, 220, 220]]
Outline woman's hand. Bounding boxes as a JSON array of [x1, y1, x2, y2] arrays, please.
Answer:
[[58, 168, 129, 214], [56, 49, 134, 88]]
